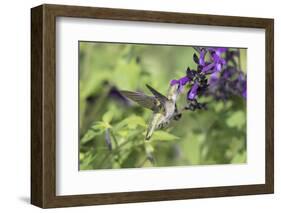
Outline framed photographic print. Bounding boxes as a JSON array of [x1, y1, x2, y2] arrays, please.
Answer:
[[31, 4, 274, 208]]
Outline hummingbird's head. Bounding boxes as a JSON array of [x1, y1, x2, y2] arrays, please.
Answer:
[[168, 84, 180, 101]]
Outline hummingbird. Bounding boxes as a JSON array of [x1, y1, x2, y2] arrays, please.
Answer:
[[120, 84, 182, 140]]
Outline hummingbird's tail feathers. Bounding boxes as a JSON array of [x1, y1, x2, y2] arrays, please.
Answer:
[[145, 128, 154, 141], [145, 122, 156, 140], [145, 129, 152, 140], [145, 134, 151, 141]]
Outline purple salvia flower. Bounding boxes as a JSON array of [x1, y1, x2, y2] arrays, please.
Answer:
[[199, 49, 206, 66], [170, 79, 179, 86], [239, 73, 247, 99], [170, 46, 245, 109], [212, 53, 226, 72], [170, 76, 190, 92], [222, 68, 234, 79], [188, 82, 199, 100], [208, 47, 227, 55], [200, 47, 227, 74], [202, 62, 215, 73], [209, 73, 219, 85], [215, 47, 227, 55]]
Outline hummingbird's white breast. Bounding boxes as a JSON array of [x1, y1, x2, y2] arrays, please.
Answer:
[[155, 101, 176, 129]]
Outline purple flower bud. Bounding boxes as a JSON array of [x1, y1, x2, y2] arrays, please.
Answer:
[[187, 82, 199, 100], [170, 76, 190, 92], [212, 53, 226, 72], [170, 79, 179, 86], [199, 50, 206, 66], [208, 47, 227, 56], [209, 73, 219, 85], [179, 76, 190, 85], [215, 63, 222, 71], [202, 62, 215, 73], [215, 48, 227, 55]]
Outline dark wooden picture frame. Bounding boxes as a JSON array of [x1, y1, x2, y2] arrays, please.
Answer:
[[31, 4, 274, 208]]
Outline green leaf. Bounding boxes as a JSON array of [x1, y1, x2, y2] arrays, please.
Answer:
[[127, 116, 146, 129], [182, 132, 201, 164], [115, 115, 146, 130], [102, 111, 114, 123], [231, 151, 247, 163], [80, 71, 111, 99], [214, 101, 224, 112], [226, 111, 246, 130], [145, 143, 154, 153], [151, 131, 179, 141], [122, 150, 139, 168], [79, 152, 85, 161], [116, 130, 129, 138], [80, 121, 108, 144], [79, 152, 96, 170]]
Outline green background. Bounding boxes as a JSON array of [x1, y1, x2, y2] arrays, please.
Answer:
[[79, 42, 247, 170]]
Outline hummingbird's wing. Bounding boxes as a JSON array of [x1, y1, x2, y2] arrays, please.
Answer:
[[145, 84, 169, 106], [120, 90, 162, 112]]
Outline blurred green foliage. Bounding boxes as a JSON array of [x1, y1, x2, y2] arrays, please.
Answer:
[[79, 42, 247, 170]]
